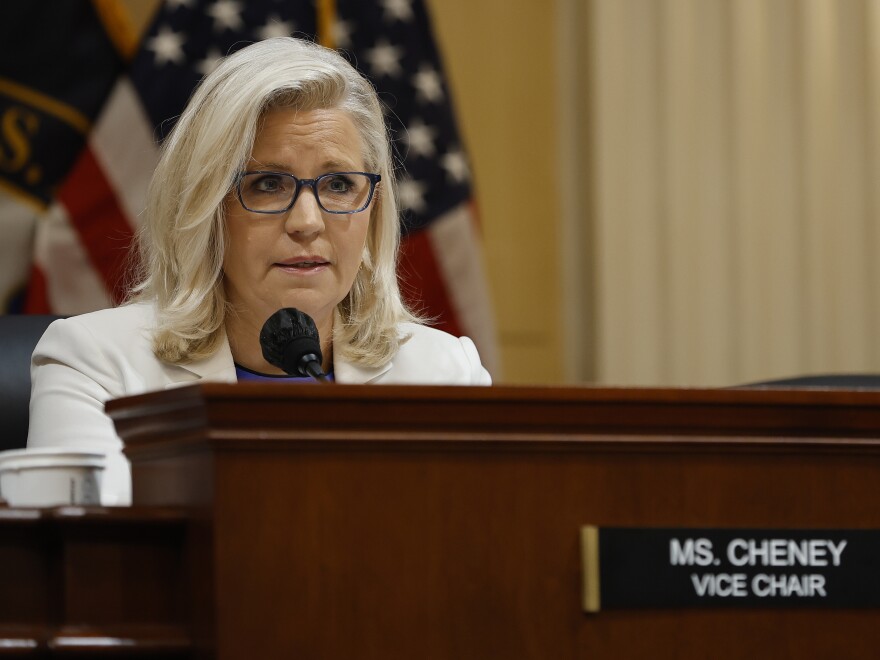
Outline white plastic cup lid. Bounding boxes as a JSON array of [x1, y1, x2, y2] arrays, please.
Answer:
[[0, 447, 107, 471]]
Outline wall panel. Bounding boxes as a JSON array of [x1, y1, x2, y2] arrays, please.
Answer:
[[589, 0, 880, 386]]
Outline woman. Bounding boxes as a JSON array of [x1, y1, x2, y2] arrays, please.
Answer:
[[27, 38, 491, 505]]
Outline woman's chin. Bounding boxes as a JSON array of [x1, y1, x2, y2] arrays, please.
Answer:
[[270, 297, 333, 326]]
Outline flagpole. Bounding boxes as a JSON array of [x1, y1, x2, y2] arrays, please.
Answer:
[[91, 0, 140, 61], [316, 0, 336, 49]]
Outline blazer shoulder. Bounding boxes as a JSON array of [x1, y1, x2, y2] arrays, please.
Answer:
[[33, 303, 161, 390], [391, 323, 492, 385], [61, 302, 157, 336]]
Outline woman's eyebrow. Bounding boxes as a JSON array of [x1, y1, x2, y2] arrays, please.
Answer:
[[319, 159, 359, 171], [246, 159, 360, 173], [247, 160, 292, 171]]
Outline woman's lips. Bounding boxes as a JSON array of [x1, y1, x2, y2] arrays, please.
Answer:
[[274, 257, 330, 274]]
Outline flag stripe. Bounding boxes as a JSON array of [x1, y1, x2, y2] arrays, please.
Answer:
[[22, 264, 50, 314], [399, 229, 463, 338], [90, 78, 160, 225], [427, 202, 499, 373], [56, 147, 136, 304], [33, 202, 113, 313]]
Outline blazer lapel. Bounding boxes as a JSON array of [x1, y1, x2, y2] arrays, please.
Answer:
[[169, 332, 237, 385]]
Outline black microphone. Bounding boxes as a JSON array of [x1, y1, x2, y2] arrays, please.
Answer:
[[259, 308, 329, 382]]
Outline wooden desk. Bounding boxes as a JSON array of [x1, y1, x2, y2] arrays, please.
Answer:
[[3, 385, 880, 658], [0, 505, 190, 657]]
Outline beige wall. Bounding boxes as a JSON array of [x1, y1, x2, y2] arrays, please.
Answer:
[[589, 0, 880, 386]]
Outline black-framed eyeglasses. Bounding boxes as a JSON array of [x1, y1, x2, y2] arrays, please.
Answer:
[[236, 171, 381, 215]]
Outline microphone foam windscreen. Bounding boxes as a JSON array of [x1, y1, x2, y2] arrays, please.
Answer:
[[259, 308, 322, 375]]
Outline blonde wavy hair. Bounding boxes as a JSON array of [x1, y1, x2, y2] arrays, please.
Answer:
[[132, 37, 418, 367]]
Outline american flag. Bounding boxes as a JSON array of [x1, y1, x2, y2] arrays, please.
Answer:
[[0, 0, 498, 372]]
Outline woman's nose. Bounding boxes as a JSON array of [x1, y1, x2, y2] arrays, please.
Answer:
[[283, 187, 325, 235]]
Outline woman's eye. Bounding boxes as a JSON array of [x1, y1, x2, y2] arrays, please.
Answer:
[[326, 176, 353, 193], [255, 176, 283, 193]]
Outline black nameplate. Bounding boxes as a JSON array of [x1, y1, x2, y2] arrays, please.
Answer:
[[581, 527, 880, 612]]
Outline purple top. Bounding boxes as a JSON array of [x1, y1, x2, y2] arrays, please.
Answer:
[[235, 364, 335, 383]]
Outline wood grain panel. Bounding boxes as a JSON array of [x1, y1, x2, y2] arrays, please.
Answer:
[[108, 383, 880, 660]]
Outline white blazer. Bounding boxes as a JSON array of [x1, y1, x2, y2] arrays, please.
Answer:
[[27, 302, 491, 504]]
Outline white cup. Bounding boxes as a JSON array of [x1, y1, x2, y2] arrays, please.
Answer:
[[0, 447, 106, 507]]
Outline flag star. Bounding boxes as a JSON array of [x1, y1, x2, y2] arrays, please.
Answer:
[[399, 177, 428, 213], [366, 39, 403, 78], [404, 119, 437, 158], [382, 0, 414, 22], [147, 26, 186, 65], [333, 19, 355, 49], [412, 65, 444, 103], [206, 0, 244, 32], [441, 149, 470, 183], [257, 16, 296, 40], [196, 48, 224, 76]]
